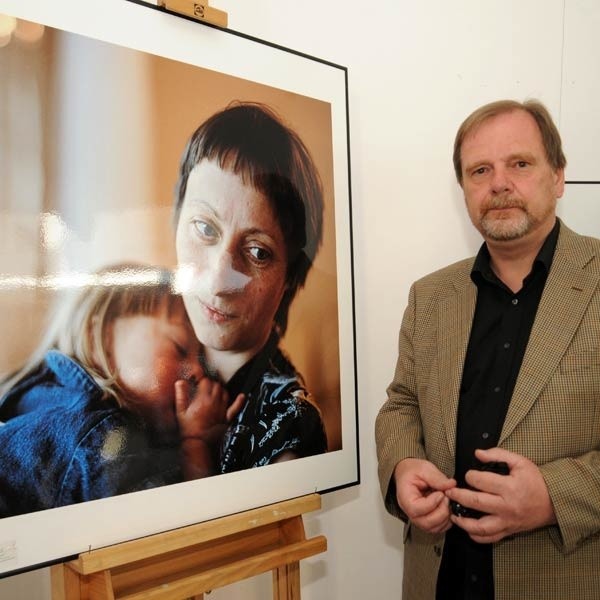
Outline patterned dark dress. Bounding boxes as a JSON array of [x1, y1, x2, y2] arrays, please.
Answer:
[[220, 334, 328, 472]]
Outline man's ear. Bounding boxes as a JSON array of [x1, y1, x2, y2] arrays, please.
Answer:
[[554, 167, 565, 199]]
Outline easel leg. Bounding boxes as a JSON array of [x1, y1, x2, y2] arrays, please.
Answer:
[[273, 561, 301, 600], [51, 564, 88, 600], [88, 571, 115, 600]]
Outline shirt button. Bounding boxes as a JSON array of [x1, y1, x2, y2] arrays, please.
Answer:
[[482, 432, 489, 440], [512, 298, 519, 305], [494, 386, 501, 393], [503, 342, 511, 349], [470, 574, 478, 583]]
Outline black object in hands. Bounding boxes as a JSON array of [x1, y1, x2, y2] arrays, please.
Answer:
[[450, 461, 510, 519]]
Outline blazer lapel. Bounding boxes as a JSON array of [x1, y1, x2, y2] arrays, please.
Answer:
[[500, 224, 600, 443], [437, 266, 477, 457]]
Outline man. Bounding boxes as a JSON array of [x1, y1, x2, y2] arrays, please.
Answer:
[[375, 99, 600, 600]]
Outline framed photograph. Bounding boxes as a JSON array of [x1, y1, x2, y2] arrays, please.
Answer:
[[0, 0, 357, 576]]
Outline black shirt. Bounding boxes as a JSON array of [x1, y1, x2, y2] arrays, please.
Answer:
[[436, 220, 559, 600]]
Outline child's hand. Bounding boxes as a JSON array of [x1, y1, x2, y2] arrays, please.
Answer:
[[174, 378, 245, 444], [174, 378, 244, 481]]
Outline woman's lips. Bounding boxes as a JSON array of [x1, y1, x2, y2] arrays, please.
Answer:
[[199, 300, 235, 324]]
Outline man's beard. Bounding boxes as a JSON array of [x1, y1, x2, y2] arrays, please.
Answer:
[[478, 197, 531, 241]]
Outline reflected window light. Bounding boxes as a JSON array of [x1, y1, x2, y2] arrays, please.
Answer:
[[0, 14, 16, 38], [41, 212, 68, 251], [97, 268, 164, 287], [172, 264, 195, 294], [14, 19, 44, 44], [0, 268, 165, 291]]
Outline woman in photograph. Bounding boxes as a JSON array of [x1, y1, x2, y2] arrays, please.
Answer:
[[174, 102, 328, 472]]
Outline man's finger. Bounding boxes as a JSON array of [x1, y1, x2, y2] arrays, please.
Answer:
[[409, 490, 445, 518], [474, 447, 519, 469]]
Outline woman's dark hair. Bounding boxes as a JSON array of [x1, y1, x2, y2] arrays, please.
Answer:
[[174, 102, 324, 334]]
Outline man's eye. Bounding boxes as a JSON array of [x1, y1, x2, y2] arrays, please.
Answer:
[[473, 167, 487, 176], [192, 220, 218, 239], [515, 160, 528, 168]]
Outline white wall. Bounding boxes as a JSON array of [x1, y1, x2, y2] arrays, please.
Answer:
[[0, 0, 597, 598]]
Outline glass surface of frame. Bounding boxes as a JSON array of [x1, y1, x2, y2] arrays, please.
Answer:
[[0, 0, 357, 575]]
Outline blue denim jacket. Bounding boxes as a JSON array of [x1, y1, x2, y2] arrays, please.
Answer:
[[0, 351, 181, 518]]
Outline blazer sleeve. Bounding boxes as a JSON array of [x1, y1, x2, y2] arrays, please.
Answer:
[[375, 283, 427, 520], [540, 447, 600, 553]]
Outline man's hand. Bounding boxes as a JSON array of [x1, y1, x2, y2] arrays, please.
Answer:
[[446, 447, 557, 543], [394, 458, 456, 534]]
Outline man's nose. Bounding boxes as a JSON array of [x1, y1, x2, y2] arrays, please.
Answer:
[[490, 166, 513, 195]]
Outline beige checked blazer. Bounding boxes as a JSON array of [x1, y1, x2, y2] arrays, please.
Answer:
[[376, 222, 600, 600]]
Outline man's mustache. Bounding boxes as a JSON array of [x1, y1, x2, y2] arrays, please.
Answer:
[[482, 196, 526, 212]]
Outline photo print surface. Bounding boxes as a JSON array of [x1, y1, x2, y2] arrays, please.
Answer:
[[0, 0, 356, 575]]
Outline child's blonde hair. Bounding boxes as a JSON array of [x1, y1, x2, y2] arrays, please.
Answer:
[[0, 263, 183, 406]]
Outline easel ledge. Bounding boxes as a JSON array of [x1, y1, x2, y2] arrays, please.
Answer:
[[51, 493, 326, 600]]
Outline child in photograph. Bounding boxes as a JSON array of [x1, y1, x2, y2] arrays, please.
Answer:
[[0, 263, 244, 518]]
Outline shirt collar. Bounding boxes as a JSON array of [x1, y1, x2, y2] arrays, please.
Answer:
[[471, 218, 560, 284]]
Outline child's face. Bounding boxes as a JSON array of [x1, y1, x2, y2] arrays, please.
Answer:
[[109, 300, 203, 440]]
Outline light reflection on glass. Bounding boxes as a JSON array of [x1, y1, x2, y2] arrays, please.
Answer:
[[0, 268, 168, 291], [14, 19, 44, 44], [171, 263, 194, 294], [0, 15, 44, 46], [40, 212, 68, 251], [0, 14, 16, 38]]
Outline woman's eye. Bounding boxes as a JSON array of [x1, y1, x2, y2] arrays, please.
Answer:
[[192, 219, 218, 239], [247, 245, 272, 263]]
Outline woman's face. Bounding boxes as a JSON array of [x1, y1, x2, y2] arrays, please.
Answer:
[[175, 159, 288, 359]]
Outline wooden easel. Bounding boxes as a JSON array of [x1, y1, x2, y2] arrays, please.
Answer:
[[50, 494, 326, 600], [159, 0, 228, 28]]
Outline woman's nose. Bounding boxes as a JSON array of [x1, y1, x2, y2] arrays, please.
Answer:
[[206, 248, 250, 296]]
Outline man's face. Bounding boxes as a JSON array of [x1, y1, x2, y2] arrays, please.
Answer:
[[460, 109, 564, 243]]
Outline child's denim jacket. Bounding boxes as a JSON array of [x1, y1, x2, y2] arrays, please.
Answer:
[[0, 351, 180, 518]]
